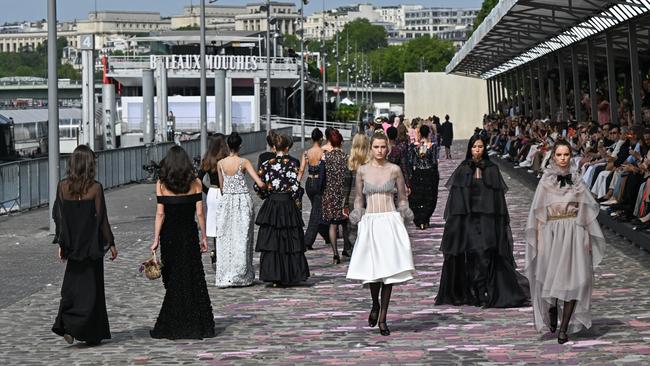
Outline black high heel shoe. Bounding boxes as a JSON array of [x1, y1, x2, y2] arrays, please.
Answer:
[[368, 306, 380, 327], [332, 255, 341, 264], [548, 306, 558, 333], [558, 330, 569, 344], [378, 321, 390, 336]]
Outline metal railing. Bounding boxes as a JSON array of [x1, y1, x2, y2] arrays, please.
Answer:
[[0, 127, 291, 214], [267, 116, 356, 139]]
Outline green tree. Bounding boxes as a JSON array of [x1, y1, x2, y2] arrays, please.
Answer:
[[338, 19, 387, 53], [14, 65, 34, 76], [58, 63, 81, 80], [282, 34, 300, 51], [472, 0, 500, 32]]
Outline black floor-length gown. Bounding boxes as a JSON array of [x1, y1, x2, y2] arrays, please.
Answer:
[[52, 180, 114, 343], [435, 159, 529, 308], [407, 142, 440, 227], [150, 193, 215, 339]]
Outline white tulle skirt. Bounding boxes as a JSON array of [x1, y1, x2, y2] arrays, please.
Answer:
[[346, 211, 415, 285], [205, 187, 222, 238]]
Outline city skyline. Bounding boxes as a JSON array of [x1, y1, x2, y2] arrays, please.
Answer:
[[0, 0, 483, 24]]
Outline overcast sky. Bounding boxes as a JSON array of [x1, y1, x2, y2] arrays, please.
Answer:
[[0, 0, 484, 23]]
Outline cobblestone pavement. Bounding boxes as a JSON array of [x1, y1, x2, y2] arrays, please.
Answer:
[[1, 143, 649, 365]]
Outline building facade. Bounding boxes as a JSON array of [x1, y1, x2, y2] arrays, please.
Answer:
[[76, 11, 172, 49], [234, 2, 300, 35], [171, 5, 248, 30], [402, 7, 478, 43]]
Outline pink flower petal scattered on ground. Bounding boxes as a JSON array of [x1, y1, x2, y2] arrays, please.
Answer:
[[197, 352, 214, 360], [571, 340, 613, 347]]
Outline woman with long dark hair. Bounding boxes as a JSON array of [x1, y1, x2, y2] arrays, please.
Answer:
[[52, 145, 118, 346], [436, 135, 529, 308], [299, 128, 331, 250], [408, 124, 440, 230], [525, 140, 605, 344], [150, 145, 215, 339], [255, 134, 310, 286], [346, 133, 415, 336], [199, 134, 229, 265], [214, 133, 265, 288]]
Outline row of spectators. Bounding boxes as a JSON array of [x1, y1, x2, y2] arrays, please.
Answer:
[[481, 114, 650, 233]]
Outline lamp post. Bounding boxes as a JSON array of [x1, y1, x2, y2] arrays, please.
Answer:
[[199, 0, 208, 156], [299, 0, 308, 148], [266, 0, 272, 133], [320, 6, 327, 125], [47, 0, 59, 233]]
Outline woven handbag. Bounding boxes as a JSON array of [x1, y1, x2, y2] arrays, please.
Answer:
[[142, 251, 162, 280]]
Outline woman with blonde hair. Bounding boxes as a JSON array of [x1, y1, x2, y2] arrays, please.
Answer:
[[341, 133, 370, 256]]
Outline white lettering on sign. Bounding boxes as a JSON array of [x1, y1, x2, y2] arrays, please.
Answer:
[[148, 55, 277, 71]]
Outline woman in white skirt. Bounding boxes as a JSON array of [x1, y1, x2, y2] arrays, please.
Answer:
[[198, 134, 229, 265], [347, 132, 416, 336], [525, 140, 606, 344]]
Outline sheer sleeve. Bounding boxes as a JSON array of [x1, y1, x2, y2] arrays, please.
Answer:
[[93, 183, 115, 252], [349, 166, 366, 224], [52, 181, 63, 246], [395, 165, 414, 221]]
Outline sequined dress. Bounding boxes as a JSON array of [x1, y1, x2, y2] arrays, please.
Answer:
[[215, 160, 255, 287], [150, 193, 215, 339]]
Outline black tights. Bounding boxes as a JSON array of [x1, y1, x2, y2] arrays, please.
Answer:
[[369, 283, 393, 323], [552, 298, 577, 333], [329, 224, 340, 257]]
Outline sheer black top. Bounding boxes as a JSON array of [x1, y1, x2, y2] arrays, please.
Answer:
[[52, 179, 115, 261]]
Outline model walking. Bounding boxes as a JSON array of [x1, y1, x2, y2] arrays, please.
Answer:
[[299, 128, 331, 250], [150, 146, 215, 339], [321, 129, 348, 264], [525, 140, 605, 344], [215, 133, 266, 288], [342, 133, 370, 256], [255, 134, 310, 286], [436, 135, 529, 308], [347, 133, 416, 336], [52, 145, 118, 346], [408, 124, 440, 230], [198, 134, 228, 266]]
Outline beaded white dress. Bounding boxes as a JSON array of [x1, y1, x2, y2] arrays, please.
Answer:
[[214, 160, 255, 288], [346, 163, 416, 285]]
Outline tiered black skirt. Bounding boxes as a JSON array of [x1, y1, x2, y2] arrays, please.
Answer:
[[256, 193, 310, 285]]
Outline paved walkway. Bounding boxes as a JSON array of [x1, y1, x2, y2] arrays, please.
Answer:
[[1, 143, 649, 365]]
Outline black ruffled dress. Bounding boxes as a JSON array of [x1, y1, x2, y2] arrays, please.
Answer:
[[255, 155, 310, 285], [435, 159, 529, 308]]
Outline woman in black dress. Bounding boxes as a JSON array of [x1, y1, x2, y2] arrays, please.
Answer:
[[150, 146, 215, 339], [255, 134, 310, 286], [52, 145, 118, 346], [408, 124, 440, 230], [299, 128, 330, 250], [436, 135, 529, 308]]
